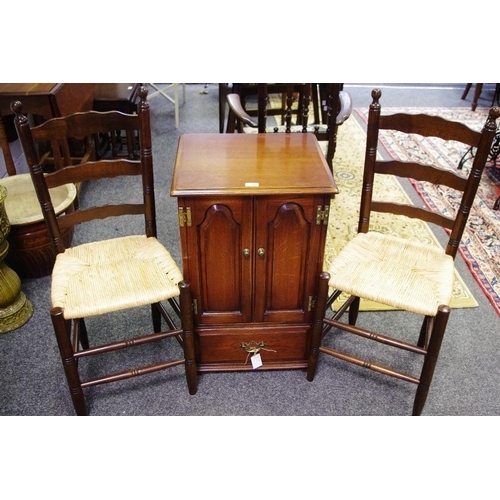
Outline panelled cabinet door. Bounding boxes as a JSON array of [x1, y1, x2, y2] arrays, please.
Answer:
[[178, 194, 330, 328], [254, 195, 327, 323], [179, 196, 253, 325]]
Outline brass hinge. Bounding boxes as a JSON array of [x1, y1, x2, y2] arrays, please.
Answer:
[[308, 296, 317, 311], [193, 298, 198, 315], [178, 207, 192, 227], [316, 205, 330, 225]]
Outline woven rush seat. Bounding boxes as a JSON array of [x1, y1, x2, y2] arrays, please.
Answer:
[[52, 235, 183, 319], [328, 232, 454, 317]]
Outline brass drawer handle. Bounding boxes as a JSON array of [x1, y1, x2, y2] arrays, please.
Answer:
[[243, 248, 250, 258], [257, 247, 265, 258], [241, 341, 276, 364]]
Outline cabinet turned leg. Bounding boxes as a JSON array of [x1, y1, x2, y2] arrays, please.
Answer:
[[307, 272, 330, 382]]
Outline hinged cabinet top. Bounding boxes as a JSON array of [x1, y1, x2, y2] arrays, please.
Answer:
[[171, 133, 338, 197]]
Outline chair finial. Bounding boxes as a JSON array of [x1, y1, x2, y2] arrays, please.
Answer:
[[138, 85, 149, 100], [488, 106, 500, 121], [371, 88, 382, 104], [10, 100, 23, 115], [10, 100, 29, 127]]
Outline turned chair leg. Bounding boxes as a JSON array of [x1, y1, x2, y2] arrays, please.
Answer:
[[179, 281, 197, 395], [151, 303, 162, 333], [77, 318, 89, 349], [348, 296, 360, 326], [325, 127, 339, 172], [307, 272, 331, 382], [417, 315, 432, 348], [472, 84, 483, 111], [226, 108, 237, 133], [461, 83, 472, 100], [51, 307, 87, 416], [413, 305, 450, 416], [461, 83, 483, 111]]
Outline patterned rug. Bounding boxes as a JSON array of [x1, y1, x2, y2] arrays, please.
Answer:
[[323, 116, 478, 311], [354, 107, 500, 316]]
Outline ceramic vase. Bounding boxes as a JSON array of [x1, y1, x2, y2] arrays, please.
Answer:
[[0, 184, 34, 333]]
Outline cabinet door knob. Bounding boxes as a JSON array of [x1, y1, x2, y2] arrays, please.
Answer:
[[257, 247, 265, 258], [243, 248, 251, 258]]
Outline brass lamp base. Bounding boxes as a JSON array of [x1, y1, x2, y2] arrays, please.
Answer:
[[0, 291, 33, 333], [0, 184, 34, 333]]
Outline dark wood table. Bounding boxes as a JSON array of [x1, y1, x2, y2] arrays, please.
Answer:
[[0, 83, 95, 175]]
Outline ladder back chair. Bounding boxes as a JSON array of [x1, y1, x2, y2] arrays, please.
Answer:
[[225, 83, 352, 170], [12, 86, 197, 416], [307, 89, 500, 415]]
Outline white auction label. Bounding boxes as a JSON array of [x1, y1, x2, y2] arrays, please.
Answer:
[[251, 353, 263, 369]]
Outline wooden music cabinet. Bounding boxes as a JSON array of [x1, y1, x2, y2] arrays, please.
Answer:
[[171, 133, 338, 372]]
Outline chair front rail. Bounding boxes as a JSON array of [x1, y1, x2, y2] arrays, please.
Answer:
[[73, 328, 183, 358], [80, 358, 185, 389], [318, 345, 421, 385], [323, 317, 428, 355]]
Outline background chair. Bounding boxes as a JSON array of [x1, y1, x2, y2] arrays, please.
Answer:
[[226, 83, 316, 127], [307, 89, 499, 415], [12, 86, 197, 416], [225, 83, 352, 170]]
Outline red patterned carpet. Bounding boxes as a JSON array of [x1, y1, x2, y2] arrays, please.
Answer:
[[355, 107, 500, 316]]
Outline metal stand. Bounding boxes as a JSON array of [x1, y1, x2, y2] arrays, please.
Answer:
[[458, 125, 500, 210], [147, 83, 185, 129]]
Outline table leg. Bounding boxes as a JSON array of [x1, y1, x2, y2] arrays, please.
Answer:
[[219, 84, 227, 133], [0, 116, 17, 176], [472, 83, 483, 112]]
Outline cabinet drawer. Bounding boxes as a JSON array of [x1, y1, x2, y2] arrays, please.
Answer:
[[197, 324, 310, 367]]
